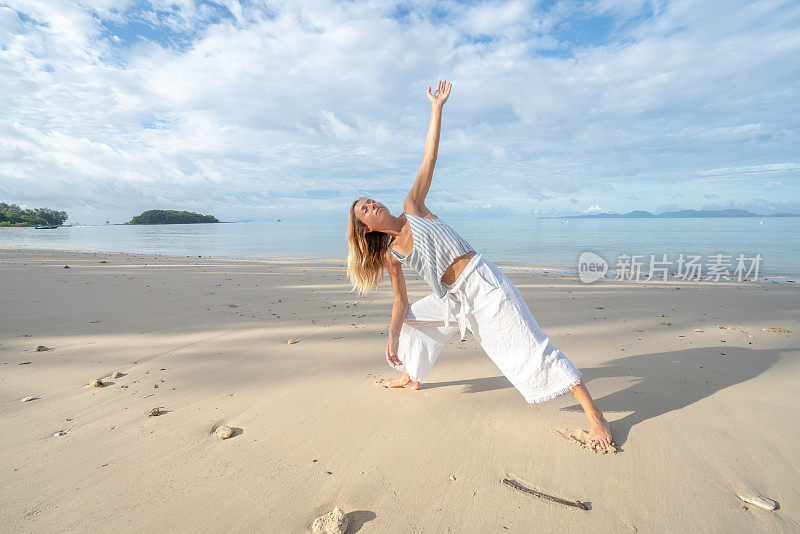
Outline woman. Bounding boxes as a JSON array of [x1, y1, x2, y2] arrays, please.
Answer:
[[346, 80, 613, 450]]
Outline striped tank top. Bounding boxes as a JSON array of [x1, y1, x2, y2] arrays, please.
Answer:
[[387, 213, 475, 298]]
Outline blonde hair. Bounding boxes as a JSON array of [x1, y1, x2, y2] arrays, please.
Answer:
[[346, 197, 389, 294]]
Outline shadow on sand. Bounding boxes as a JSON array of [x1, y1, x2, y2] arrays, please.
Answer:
[[346, 510, 377, 533], [426, 346, 793, 446]]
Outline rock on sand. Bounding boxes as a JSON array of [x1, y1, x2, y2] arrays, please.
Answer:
[[311, 507, 349, 534], [213, 425, 233, 439], [739, 495, 777, 510]]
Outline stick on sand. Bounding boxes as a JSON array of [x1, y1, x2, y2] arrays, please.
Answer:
[[502, 478, 588, 511]]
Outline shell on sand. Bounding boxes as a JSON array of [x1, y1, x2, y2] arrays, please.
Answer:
[[34, 346, 51, 352], [739, 495, 777, 510], [762, 327, 791, 333], [89, 378, 104, 387], [110, 371, 122, 379], [311, 507, 349, 534], [21, 396, 37, 402], [213, 425, 233, 439], [551, 427, 618, 454], [286, 339, 299, 344], [148, 407, 162, 417]]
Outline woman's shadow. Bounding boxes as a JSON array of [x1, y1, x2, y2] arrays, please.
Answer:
[[427, 345, 792, 446], [559, 345, 791, 445]]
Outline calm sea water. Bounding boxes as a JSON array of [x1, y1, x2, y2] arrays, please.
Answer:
[[2, 217, 798, 278]]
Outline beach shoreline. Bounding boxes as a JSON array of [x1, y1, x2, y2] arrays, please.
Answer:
[[1, 247, 798, 532], [2, 246, 797, 284]]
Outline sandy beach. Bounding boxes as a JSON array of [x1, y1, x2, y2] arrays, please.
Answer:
[[1, 247, 798, 532]]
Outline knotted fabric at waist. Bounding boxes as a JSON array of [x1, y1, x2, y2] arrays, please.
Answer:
[[441, 253, 483, 341]]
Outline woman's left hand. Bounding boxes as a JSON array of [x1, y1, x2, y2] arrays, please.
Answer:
[[386, 335, 401, 366], [427, 80, 452, 109]]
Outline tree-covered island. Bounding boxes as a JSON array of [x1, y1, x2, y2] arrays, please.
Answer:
[[0, 203, 67, 227], [127, 210, 220, 224]]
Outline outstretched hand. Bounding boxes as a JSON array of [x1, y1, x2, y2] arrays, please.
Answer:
[[427, 79, 452, 108]]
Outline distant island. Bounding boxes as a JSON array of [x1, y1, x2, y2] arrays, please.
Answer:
[[1, 202, 67, 227], [127, 210, 219, 224], [542, 209, 800, 219]]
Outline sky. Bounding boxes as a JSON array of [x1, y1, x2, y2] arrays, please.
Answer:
[[1, 0, 799, 224]]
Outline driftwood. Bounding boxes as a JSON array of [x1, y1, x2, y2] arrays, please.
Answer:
[[502, 478, 588, 511]]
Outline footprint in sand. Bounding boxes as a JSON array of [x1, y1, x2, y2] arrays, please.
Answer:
[[551, 427, 619, 454]]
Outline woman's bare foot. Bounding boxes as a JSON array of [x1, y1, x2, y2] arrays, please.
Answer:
[[586, 413, 613, 451], [568, 381, 615, 451], [380, 377, 408, 387], [380, 374, 422, 390]]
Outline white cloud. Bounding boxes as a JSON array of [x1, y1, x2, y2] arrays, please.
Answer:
[[697, 163, 800, 178], [456, 0, 534, 38], [319, 110, 354, 140]]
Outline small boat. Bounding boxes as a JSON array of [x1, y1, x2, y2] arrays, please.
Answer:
[[34, 225, 60, 229]]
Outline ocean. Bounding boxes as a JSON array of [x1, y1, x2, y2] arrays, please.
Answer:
[[2, 216, 798, 280]]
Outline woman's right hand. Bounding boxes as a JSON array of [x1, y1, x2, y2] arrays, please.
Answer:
[[386, 334, 401, 366]]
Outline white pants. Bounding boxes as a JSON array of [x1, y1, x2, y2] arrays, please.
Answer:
[[392, 253, 583, 404]]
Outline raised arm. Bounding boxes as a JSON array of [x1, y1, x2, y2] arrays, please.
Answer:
[[405, 80, 452, 210]]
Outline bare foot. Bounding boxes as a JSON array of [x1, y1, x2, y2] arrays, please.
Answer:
[[380, 375, 422, 390], [380, 377, 408, 388], [586, 414, 613, 451], [551, 427, 618, 454]]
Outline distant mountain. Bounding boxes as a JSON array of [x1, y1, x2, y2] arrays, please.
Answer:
[[542, 209, 800, 219], [658, 209, 757, 218]]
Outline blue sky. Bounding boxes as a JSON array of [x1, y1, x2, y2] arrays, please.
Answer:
[[1, 0, 799, 224]]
